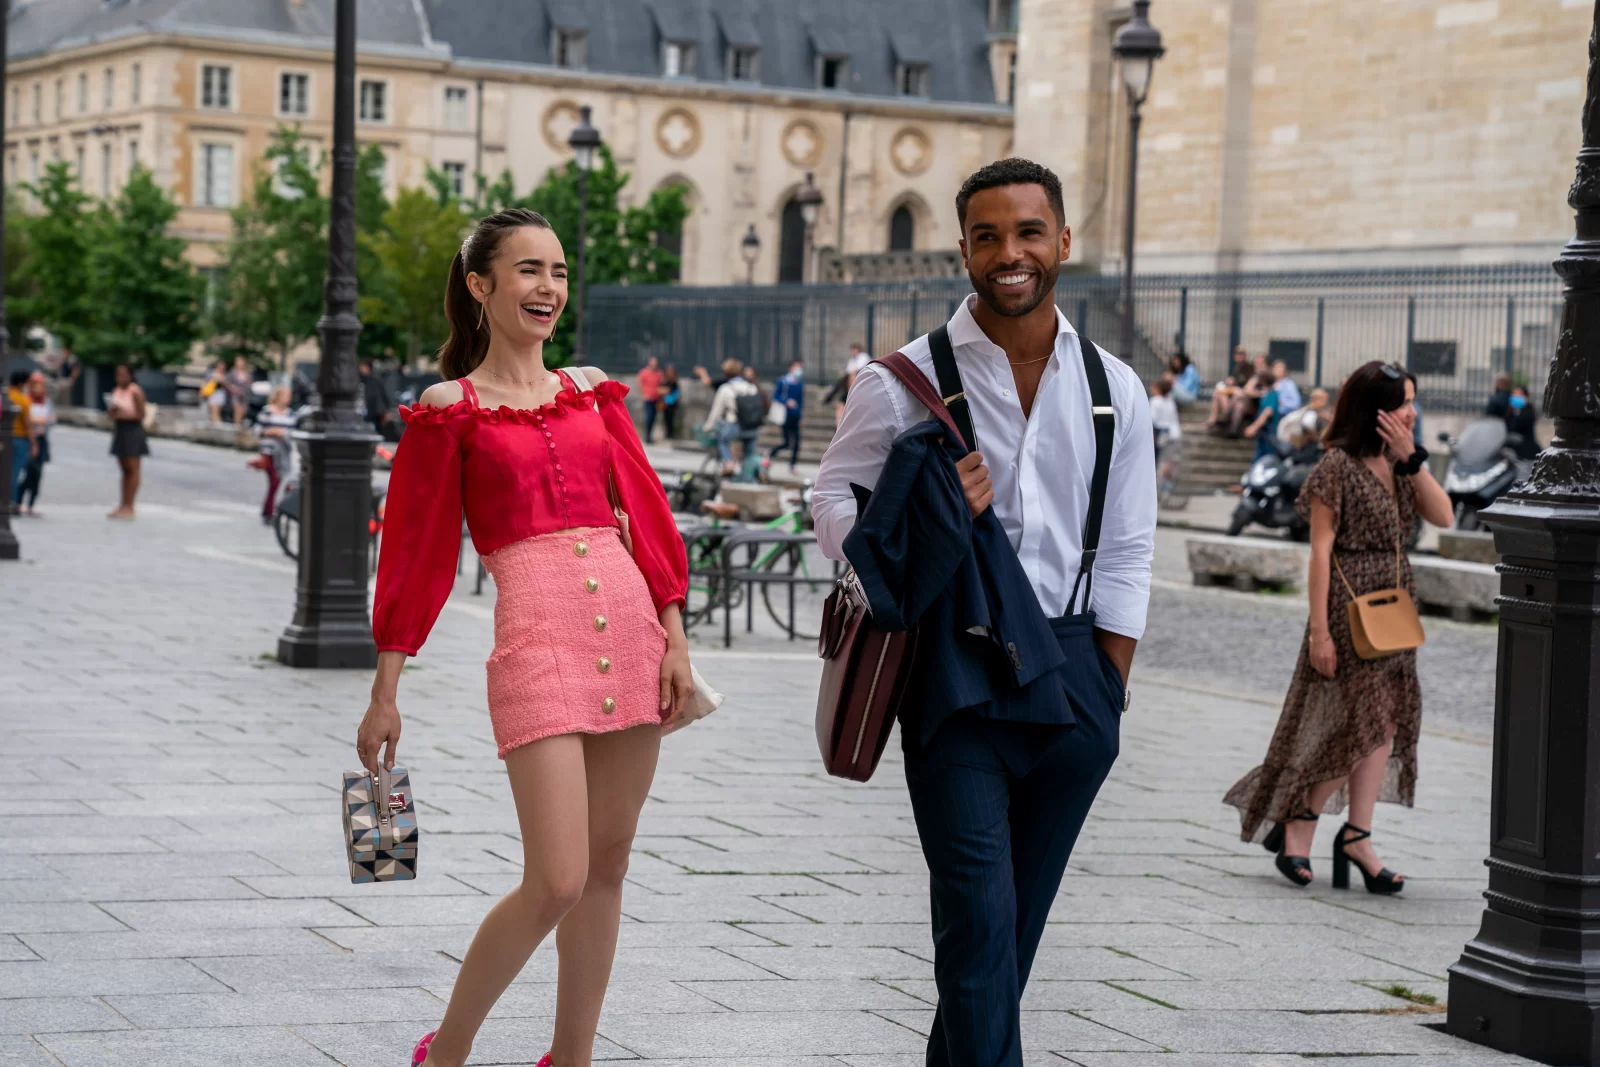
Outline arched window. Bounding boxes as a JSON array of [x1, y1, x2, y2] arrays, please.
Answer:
[[655, 184, 688, 282], [778, 197, 806, 282], [889, 204, 915, 251]]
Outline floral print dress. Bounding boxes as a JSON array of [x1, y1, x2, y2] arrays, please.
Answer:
[[1224, 447, 1421, 842]]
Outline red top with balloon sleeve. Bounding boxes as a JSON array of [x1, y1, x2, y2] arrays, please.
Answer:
[[372, 371, 687, 656]]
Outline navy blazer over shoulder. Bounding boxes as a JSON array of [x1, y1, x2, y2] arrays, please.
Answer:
[[841, 419, 1074, 747]]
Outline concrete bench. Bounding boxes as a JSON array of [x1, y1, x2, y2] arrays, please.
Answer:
[[1186, 533, 1308, 591], [1437, 529, 1499, 565], [1413, 556, 1498, 621], [717, 482, 784, 520]]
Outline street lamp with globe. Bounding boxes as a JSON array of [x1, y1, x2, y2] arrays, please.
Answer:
[[1111, 0, 1163, 367], [740, 224, 761, 285], [567, 105, 603, 364], [795, 172, 823, 283]]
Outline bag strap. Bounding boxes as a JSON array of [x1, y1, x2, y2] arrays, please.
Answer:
[[877, 351, 967, 449], [1067, 329, 1116, 615], [927, 325, 976, 451]]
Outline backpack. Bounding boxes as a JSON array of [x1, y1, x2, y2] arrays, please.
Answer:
[[734, 390, 766, 431]]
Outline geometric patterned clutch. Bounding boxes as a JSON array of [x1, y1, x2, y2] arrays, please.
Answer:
[[341, 765, 419, 883]]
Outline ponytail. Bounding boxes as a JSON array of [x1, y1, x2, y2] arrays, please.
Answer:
[[435, 207, 556, 381]]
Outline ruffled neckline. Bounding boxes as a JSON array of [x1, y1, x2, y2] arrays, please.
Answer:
[[402, 378, 629, 425]]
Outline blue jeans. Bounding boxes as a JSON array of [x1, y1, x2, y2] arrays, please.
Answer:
[[9, 435, 29, 504], [714, 420, 740, 462]]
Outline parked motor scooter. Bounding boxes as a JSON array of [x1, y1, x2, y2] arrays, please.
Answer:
[[1227, 438, 1321, 541], [1439, 419, 1530, 530]]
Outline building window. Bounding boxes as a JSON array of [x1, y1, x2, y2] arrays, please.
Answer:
[[201, 65, 232, 110], [78, 72, 88, 113], [104, 68, 114, 110], [101, 143, 112, 194], [443, 86, 469, 129], [553, 29, 587, 69], [889, 204, 914, 250], [131, 62, 141, 105], [897, 63, 928, 97], [990, 0, 1018, 33], [727, 47, 758, 82], [1006, 51, 1016, 104], [279, 72, 309, 117], [359, 80, 387, 123], [32, 82, 40, 123], [74, 144, 85, 180], [9, 88, 16, 126], [441, 161, 466, 197], [54, 78, 62, 119], [662, 41, 694, 78], [28, 152, 38, 181], [817, 56, 847, 90], [127, 139, 139, 177], [198, 142, 234, 207]]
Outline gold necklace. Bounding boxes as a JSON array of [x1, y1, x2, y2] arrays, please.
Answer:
[[478, 365, 550, 387], [1006, 353, 1053, 367]]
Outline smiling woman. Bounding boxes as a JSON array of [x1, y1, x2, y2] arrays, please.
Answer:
[[358, 206, 696, 1067]]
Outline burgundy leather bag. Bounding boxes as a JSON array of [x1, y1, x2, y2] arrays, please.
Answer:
[[815, 349, 969, 782]]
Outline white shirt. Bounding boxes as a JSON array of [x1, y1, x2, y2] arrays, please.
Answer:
[[813, 295, 1156, 639], [1149, 393, 1181, 440], [845, 351, 871, 376]]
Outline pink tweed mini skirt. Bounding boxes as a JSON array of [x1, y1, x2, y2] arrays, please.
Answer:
[[482, 528, 669, 758]]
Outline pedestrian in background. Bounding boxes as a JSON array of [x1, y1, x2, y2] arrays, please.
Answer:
[[1148, 374, 1181, 499], [660, 365, 681, 441], [1273, 359, 1302, 415], [702, 359, 761, 475], [825, 341, 869, 425], [1225, 362, 1453, 893], [107, 363, 148, 520], [1504, 385, 1539, 460], [226, 356, 253, 426], [636, 356, 663, 443], [200, 361, 229, 424], [1170, 351, 1200, 406], [18, 372, 53, 516], [7, 371, 36, 516], [1241, 370, 1282, 461], [359, 358, 398, 441], [1484, 373, 1513, 418], [768, 359, 805, 475], [358, 207, 692, 1067], [252, 385, 297, 523]]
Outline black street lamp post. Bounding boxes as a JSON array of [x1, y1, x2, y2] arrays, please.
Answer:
[[1446, 8, 1600, 1062], [795, 172, 823, 284], [1111, 0, 1163, 366], [567, 106, 602, 364], [0, 0, 18, 563], [740, 223, 761, 285], [276, 0, 378, 669]]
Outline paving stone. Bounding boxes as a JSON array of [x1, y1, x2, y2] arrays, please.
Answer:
[[1072, 1010, 1475, 1054], [98, 898, 370, 931], [869, 1008, 1162, 1052], [36, 1027, 342, 1067], [0, 997, 130, 1035], [681, 978, 928, 1012], [598, 1010, 925, 1058], [294, 1018, 638, 1065], [0, 958, 228, 997], [17, 928, 343, 961], [0, 1035, 68, 1067], [189, 950, 461, 993], [104, 987, 446, 1028]]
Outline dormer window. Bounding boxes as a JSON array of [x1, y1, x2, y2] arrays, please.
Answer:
[[662, 40, 695, 78], [817, 55, 847, 90], [728, 46, 759, 82], [897, 63, 928, 96], [990, 0, 1018, 34], [553, 28, 587, 69]]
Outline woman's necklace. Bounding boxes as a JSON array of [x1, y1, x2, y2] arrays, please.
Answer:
[[478, 364, 549, 387]]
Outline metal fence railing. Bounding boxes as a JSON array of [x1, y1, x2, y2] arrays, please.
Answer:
[[585, 263, 1562, 413]]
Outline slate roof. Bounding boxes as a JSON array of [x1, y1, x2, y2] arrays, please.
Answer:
[[9, 0, 1003, 107]]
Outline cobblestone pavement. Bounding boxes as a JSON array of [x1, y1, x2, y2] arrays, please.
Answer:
[[1, 427, 1529, 1066]]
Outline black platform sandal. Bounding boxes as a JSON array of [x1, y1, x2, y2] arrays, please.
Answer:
[[1332, 823, 1404, 894], [1263, 810, 1317, 887]]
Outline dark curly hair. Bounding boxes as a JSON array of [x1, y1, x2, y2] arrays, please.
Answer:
[[955, 157, 1067, 232]]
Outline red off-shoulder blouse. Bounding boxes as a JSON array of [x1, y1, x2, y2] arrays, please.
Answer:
[[372, 372, 688, 656]]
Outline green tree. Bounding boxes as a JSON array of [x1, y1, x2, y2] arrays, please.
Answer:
[[211, 127, 393, 372], [361, 186, 465, 364], [20, 162, 98, 356], [4, 190, 38, 349], [77, 167, 204, 369]]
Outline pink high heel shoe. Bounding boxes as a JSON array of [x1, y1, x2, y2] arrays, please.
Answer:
[[536, 1054, 553, 1067], [410, 1031, 437, 1065]]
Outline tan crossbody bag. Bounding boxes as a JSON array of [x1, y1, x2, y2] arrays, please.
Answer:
[[1332, 515, 1425, 660]]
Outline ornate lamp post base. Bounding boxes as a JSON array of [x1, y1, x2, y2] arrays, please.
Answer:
[[277, 426, 378, 669], [0, 429, 17, 561]]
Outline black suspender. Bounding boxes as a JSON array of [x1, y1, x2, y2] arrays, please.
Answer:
[[1068, 329, 1116, 617], [927, 325, 976, 452], [909, 322, 1117, 616]]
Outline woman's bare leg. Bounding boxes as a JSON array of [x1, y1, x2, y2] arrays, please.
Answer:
[[1341, 727, 1400, 880], [1281, 776, 1345, 880], [423, 735, 591, 1067], [550, 725, 661, 1067], [124, 456, 141, 512]]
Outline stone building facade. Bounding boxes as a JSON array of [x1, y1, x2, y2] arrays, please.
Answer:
[[1014, 0, 1592, 274], [4, 0, 1014, 284]]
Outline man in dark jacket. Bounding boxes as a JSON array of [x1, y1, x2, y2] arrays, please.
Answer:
[[359, 359, 397, 440], [814, 158, 1155, 1067]]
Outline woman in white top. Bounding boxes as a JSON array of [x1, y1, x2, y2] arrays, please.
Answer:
[[1148, 375, 1182, 498], [700, 358, 760, 475], [18, 371, 53, 516]]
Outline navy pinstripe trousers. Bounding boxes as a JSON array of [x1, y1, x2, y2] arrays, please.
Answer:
[[903, 679, 1121, 1066]]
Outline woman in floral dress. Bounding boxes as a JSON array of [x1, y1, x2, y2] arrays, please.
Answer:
[[1224, 362, 1454, 892]]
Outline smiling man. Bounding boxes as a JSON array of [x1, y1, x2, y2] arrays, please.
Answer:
[[813, 157, 1155, 1066]]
